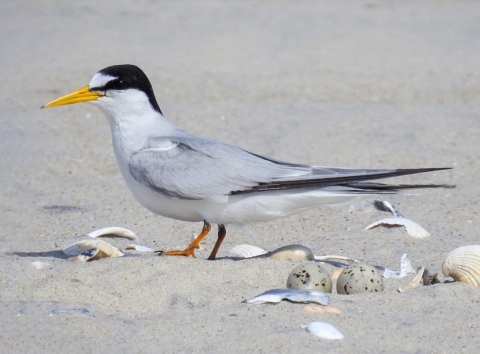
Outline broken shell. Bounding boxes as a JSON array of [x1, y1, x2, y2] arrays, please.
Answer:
[[336, 263, 384, 295], [365, 217, 429, 238], [301, 321, 344, 340], [125, 244, 154, 252], [31, 261, 49, 270], [287, 262, 332, 293], [87, 227, 138, 240], [398, 266, 425, 293], [229, 244, 267, 258], [63, 239, 124, 258], [268, 245, 314, 261], [245, 289, 330, 305], [442, 245, 480, 286]]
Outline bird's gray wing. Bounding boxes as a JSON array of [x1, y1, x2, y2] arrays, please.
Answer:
[[128, 135, 307, 200], [129, 135, 449, 200]]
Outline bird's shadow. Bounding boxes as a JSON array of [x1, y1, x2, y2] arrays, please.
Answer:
[[7, 251, 68, 259]]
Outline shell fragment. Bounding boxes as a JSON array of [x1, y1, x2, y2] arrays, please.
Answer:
[[125, 244, 154, 252], [383, 253, 416, 278], [245, 289, 330, 305], [365, 217, 430, 238]]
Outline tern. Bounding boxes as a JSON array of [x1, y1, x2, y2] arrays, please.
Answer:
[[42, 64, 449, 260]]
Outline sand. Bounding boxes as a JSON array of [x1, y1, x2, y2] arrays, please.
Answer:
[[1, 1, 480, 352]]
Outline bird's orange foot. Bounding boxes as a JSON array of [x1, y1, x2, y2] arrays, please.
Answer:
[[157, 247, 197, 258], [155, 221, 212, 259]]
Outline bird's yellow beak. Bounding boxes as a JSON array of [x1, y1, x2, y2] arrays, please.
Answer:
[[42, 85, 104, 108]]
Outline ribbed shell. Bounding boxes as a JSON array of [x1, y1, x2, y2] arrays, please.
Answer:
[[442, 245, 480, 286]]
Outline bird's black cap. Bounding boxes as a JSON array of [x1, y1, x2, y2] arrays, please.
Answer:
[[91, 64, 162, 114]]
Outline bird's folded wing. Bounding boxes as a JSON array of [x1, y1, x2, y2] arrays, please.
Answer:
[[128, 135, 449, 200], [128, 136, 299, 200]]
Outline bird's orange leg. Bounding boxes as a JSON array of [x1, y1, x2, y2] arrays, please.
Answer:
[[161, 221, 211, 258], [207, 224, 226, 260]]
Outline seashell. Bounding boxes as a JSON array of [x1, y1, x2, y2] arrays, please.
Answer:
[[365, 217, 429, 238], [303, 305, 341, 314], [268, 245, 314, 260], [398, 266, 425, 293], [229, 244, 267, 258], [336, 263, 384, 295], [301, 321, 344, 340], [88, 227, 138, 240], [245, 289, 330, 305], [63, 239, 124, 260], [125, 244, 154, 252], [383, 253, 416, 279], [442, 245, 480, 286], [286, 262, 332, 293]]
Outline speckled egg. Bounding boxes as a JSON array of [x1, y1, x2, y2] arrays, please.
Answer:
[[286, 262, 333, 293], [336, 264, 384, 295]]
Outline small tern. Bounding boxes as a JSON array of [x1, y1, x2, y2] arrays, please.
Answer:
[[42, 65, 450, 260]]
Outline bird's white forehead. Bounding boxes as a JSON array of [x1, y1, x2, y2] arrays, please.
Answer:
[[89, 72, 116, 89]]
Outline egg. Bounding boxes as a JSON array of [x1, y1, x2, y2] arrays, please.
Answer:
[[286, 262, 333, 293], [336, 264, 384, 295]]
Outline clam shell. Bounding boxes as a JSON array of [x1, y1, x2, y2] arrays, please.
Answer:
[[63, 239, 124, 258], [301, 321, 344, 340], [442, 245, 480, 286]]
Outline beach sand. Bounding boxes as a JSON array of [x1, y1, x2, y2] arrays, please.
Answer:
[[1, 1, 479, 352]]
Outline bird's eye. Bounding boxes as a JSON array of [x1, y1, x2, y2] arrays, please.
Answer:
[[115, 80, 128, 91]]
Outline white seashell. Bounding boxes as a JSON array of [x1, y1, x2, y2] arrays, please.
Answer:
[[229, 244, 267, 258], [245, 289, 330, 305], [383, 253, 416, 278], [365, 217, 430, 238], [63, 239, 124, 258], [125, 244, 154, 252], [87, 227, 138, 240], [31, 261, 49, 269], [398, 266, 425, 293], [442, 245, 480, 286], [301, 321, 344, 340]]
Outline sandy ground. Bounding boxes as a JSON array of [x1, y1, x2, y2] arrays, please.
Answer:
[[1, 1, 480, 352]]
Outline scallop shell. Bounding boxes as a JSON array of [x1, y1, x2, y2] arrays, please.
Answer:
[[229, 244, 267, 258], [442, 245, 480, 286]]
